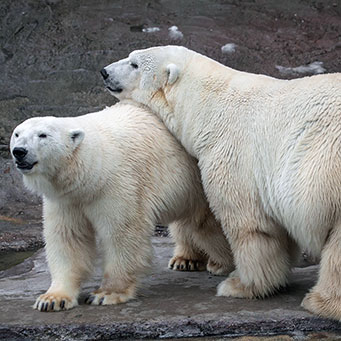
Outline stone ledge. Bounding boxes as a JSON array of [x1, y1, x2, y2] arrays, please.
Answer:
[[1, 314, 341, 340], [0, 238, 340, 340]]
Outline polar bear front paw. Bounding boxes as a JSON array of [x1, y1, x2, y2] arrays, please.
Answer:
[[85, 292, 129, 305], [34, 292, 78, 312], [302, 290, 341, 320], [85, 287, 135, 306], [168, 256, 206, 271], [216, 272, 255, 299]]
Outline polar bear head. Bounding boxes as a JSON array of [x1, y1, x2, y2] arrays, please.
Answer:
[[101, 45, 190, 102], [10, 117, 84, 181]]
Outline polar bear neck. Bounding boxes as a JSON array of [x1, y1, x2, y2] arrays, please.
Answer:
[[23, 149, 103, 202], [140, 50, 283, 159], [137, 52, 241, 157]]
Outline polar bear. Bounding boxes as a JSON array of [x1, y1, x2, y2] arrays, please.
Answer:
[[10, 102, 233, 312], [101, 46, 341, 320]]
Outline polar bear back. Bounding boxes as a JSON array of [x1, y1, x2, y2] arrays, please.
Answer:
[[19, 103, 205, 225], [82, 103, 204, 223]]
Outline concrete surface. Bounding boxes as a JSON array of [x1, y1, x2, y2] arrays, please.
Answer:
[[0, 237, 340, 340]]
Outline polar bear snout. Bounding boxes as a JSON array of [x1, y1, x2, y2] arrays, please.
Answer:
[[11, 139, 38, 173], [12, 146, 38, 172], [12, 147, 28, 161], [101, 57, 143, 99], [100, 68, 109, 80], [101, 68, 123, 94]]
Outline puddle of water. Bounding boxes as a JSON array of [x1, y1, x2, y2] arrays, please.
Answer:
[[0, 250, 36, 271]]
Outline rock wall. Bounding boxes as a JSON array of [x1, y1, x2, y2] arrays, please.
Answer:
[[0, 0, 340, 157]]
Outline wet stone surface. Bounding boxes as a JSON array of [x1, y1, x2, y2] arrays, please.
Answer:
[[0, 238, 341, 339]]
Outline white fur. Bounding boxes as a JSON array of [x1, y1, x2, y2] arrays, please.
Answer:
[[103, 46, 341, 320], [10, 102, 233, 311]]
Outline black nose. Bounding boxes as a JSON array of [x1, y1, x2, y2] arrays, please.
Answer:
[[13, 147, 27, 160], [100, 68, 109, 80]]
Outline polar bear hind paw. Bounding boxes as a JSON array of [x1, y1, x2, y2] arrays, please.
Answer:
[[302, 290, 341, 321], [34, 292, 77, 312], [207, 259, 233, 276], [168, 256, 206, 271]]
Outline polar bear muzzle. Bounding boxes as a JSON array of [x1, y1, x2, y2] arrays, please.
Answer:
[[12, 147, 38, 171], [100, 69, 123, 94]]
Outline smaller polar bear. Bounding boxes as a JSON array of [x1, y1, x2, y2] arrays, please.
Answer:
[[102, 46, 341, 321], [10, 102, 233, 312]]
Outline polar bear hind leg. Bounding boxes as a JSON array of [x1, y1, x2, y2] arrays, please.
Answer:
[[302, 221, 341, 320], [168, 220, 208, 272], [169, 207, 234, 275]]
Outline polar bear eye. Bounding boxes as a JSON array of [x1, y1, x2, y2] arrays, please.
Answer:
[[130, 62, 138, 69], [39, 133, 47, 138], [15, 133, 19, 138]]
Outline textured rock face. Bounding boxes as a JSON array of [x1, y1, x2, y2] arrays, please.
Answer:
[[0, 0, 340, 157]]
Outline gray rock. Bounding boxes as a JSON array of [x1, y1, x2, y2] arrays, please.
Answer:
[[0, 238, 340, 340], [0, 0, 340, 158]]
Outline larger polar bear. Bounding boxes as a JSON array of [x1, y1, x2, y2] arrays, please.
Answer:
[[10, 102, 233, 312], [102, 46, 341, 320]]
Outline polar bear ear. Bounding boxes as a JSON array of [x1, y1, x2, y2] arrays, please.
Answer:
[[166, 63, 179, 85], [69, 129, 85, 149]]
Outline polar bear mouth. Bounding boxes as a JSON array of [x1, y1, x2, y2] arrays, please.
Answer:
[[107, 86, 123, 93], [16, 161, 38, 170]]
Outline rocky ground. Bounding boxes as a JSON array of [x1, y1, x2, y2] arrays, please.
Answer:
[[0, 0, 340, 339], [1, 237, 341, 340]]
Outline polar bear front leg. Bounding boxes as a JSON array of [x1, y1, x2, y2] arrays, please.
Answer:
[[216, 217, 291, 298], [200, 163, 291, 298], [301, 223, 341, 321], [86, 216, 153, 305], [34, 201, 96, 312]]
